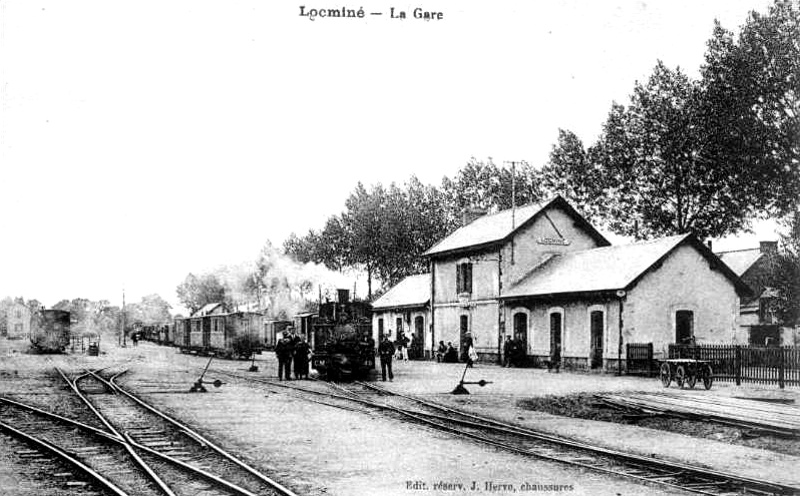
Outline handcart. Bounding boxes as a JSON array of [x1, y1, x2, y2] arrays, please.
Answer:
[[659, 359, 713, 390]]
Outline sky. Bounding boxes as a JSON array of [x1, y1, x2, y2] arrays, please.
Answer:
[[0, 0, 782, 314]]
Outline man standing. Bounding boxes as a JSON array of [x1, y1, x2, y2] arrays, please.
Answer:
[[378, 334, 395, 382], [275, 333, 294, 380], [503, 336, 513, 367]]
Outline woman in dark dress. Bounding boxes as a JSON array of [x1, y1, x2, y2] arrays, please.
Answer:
[[293, 336, 311, 379]]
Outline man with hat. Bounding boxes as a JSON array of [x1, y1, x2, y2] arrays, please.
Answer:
[[378, 333, 395, 381], [275, 331, 294, 380]]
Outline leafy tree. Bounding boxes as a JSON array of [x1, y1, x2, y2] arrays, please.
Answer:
[[137, 294, 172, 325], [175, 273, 226, 314], [776, 209, 800, 326], [701, 2, 799, 217], [541, 130, 607, 225], [441, 158, 543, 219]]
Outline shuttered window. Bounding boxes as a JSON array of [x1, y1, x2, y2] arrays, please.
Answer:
[[456, 263, 472, 294]]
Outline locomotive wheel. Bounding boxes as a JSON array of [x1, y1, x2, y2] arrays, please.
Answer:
[[686, 368, 697, 389], [701, 365, 714, 390], [675, 365, 686, 388], [659, 363, 671, 387]]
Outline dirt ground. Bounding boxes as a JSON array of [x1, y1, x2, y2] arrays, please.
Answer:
[[1, 339, 797, 495], [518, 392, 800, 456]]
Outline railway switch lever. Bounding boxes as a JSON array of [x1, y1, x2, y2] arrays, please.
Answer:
[[190, 357, 224, 393], [451, 362, 493, 395]]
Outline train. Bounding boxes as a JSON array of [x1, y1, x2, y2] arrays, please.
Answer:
[[173, 308, 264, 359], [310, 290, 375, 380], [138, 324, 173, 344], [29, 309, 71, 353]]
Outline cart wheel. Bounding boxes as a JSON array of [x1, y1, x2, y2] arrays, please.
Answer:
[[701, 365, 714, 390], [675, 365, 686, 388], [686, 368, 697, 389], [659, 363, 671, 387]]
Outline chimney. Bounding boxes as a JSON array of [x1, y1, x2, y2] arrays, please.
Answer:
[[337, 288, 350, 303], [760, 241, 778, 255], [706, 239, 713, 251], [461, 207, 487, 227]]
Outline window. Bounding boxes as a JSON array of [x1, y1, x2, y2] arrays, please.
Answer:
[[456, 262, 473, 294]]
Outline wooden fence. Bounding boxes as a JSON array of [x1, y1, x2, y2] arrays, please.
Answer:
[[668, 344, 800, 388]]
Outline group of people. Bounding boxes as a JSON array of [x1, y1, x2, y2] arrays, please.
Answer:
[[435, 341, 459, 363], [274, 329, 311, 380], [502, 335, 528, 368], [394, 331, 413, 361], [434, 334, 478, 367]]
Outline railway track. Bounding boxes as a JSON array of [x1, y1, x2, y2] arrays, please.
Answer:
[[0, 366, 298, 496], [210, 368, 800, 496], [67, 367, 298, 496]]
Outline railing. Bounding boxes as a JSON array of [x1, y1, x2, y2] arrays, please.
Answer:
[[626, 343, 655, 376], [669, 344, 800, 388]]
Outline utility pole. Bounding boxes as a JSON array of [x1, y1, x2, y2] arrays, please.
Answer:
[[121, 288, 127, 348]]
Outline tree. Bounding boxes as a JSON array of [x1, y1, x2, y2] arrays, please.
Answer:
[[137, 294, 172, 325], [541, 129, 607, 225], [701, 2, 799, 217], [776, 208, 800, 326], [175, 273, 226, 314], [441, 158, 543, 219]]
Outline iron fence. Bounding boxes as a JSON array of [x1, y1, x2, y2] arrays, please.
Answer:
[[668, 344, 800, 388]]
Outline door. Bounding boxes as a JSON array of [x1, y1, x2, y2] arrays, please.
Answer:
[[590, 311, 603, 369], [513, 312, 527, 356], [459, 315, 469, 360], [413, 316, 424, 359], [378, 318, 384, 339], [675, 310, 694, 344], [549, 312, 562, 359], [202, 317, 211, 348]]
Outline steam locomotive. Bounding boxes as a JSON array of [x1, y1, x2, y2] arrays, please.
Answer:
[[311, 290, 375, 380], [30, 309, 71, 353]]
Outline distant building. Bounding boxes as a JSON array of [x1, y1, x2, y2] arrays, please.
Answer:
[[4, 301, 32, 339], [716, 241, 796, 345], [419, 196, 748, 370], [371, 273, 430, 358]]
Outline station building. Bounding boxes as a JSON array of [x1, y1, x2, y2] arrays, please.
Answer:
[[389, 196, 752, 370], [371, 273, 430, 357], [716, 241, 800, 346]]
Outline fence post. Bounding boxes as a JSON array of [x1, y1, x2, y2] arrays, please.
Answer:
[[779, 347, 785, 389], [735, 345, 741, 386]]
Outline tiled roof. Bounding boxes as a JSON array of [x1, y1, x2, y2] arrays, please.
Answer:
[[715, 248, 763, 277], [424, 196, 609, 257], [503, 235, 690, 298], [372, 274, 430, 310], [424, 202, 547, 256]]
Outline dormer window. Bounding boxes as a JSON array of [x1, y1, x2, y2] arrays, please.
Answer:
[[456, 262, 472, 294]]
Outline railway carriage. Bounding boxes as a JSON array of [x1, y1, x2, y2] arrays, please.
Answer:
[[178, 311, 264, 359]]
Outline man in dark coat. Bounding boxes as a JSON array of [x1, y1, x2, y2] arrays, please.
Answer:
[[275, 333, 294, 380], [503, 336, 513, 367], [293, 336, 311, 379], [378, 334, 395, 381]]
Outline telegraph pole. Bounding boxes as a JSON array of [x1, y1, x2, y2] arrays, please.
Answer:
[[121, 288, 127, 347]]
